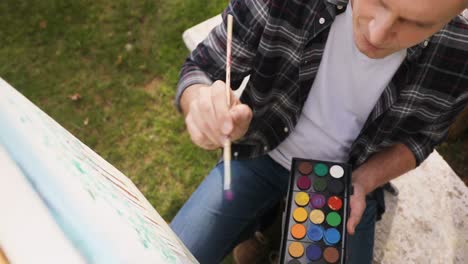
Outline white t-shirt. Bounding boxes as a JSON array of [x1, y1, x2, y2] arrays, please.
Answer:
[[268, 3, 406, 170]]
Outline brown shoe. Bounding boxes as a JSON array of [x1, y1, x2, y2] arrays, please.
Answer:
[[268, 251, 279, 264], [233, 231, 269, 264]]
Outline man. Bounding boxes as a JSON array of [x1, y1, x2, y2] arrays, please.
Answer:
[[171, 0, 468, 263]]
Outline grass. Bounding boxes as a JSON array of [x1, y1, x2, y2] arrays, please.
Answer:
[[0, 1, 234, 262], [0, 0, 227, 222]]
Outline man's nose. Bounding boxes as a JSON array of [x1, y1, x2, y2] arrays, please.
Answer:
[[368, 12, 395, 47]]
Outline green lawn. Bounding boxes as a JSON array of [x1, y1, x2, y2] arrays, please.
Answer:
[[0, 0, 226, 221]]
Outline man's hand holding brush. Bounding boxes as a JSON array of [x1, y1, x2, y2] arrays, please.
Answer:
[[180, 81, 253, 150]]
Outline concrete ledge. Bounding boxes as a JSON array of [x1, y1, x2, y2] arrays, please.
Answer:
[[182, 15, 248, 98], [374, 151, 467, 263], [183, 16, 468, 264], [182, 15, 222, 52]]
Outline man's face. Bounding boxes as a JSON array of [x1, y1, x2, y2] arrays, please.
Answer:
[[351, 0, 466, 58]]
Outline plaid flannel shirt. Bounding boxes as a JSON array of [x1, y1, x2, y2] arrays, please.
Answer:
[[176, 0, 468, 169]]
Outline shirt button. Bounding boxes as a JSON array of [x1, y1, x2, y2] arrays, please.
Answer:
[[337, 5, 343, 10], [319, 17, 325, 24], [423, 40, 429, 47], [284, 127, 289, 133], [234, 151, 239, 157], [264, 146, 268, 151]]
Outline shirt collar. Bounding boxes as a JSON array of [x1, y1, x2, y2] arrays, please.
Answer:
[[406, 38, 430, 62]]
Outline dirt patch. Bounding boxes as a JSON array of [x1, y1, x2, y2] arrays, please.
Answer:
[[142, 77, 163, 97]]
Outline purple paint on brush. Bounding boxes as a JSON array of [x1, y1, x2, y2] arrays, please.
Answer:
[[224, 190, 234, 201]]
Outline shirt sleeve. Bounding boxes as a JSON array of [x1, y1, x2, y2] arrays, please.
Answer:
[[399, 97, 468, 166], [174, 0, 270, 112]]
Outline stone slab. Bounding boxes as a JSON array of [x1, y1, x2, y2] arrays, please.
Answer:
[[182, 15, 222, 51], [374, 151, 468, 263], [182, 15, 248, 98]]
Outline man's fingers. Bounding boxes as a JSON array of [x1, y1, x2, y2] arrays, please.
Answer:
[[212, 80, 237, 107], [192, 112, 220, 147], [211, 81, 234, 136], [211, 80, 226, 91], [184, 80, 244, 150], [197, 90, 227, 144], [186, 112, 218, 150], [229, 104, 253, 140], [231, 104, 253, 124], [347, 195, 366, 235]]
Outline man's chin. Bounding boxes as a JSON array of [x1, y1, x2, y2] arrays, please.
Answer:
[[362, 51, 387, 59], [356, 42, 391, 59]]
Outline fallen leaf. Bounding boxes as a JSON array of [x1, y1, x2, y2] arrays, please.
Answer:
[[39, 20, 47, 29], [68, 93, 82, 101], [116, 55, 123, 65], [83, 117, 89, 126]]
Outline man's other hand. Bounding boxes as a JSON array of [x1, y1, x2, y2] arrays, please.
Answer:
[[346, 182, 367, 235], [181, 80, 253, 150]]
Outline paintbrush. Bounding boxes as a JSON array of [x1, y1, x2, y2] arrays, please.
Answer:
[[224, 14, 233, 200]]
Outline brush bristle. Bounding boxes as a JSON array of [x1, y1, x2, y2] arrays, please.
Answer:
[[224, 190, 234, 201]]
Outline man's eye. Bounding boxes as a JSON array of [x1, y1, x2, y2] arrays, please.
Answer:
[[399, 18, 432, 29]]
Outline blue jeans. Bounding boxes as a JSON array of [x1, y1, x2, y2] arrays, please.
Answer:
[[171, 155, 376, 264]]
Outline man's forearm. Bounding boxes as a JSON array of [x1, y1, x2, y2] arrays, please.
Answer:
[[353, 143, 417, 194]]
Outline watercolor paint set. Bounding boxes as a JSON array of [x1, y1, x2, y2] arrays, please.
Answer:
[[279, 158, 352, 264]]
